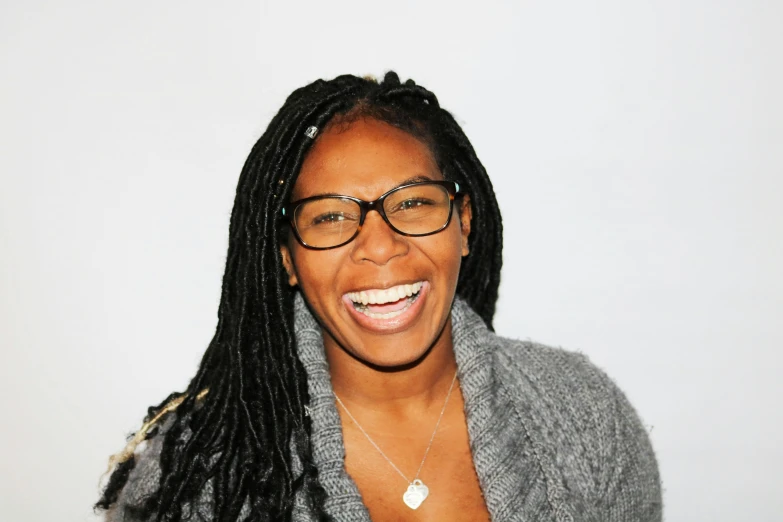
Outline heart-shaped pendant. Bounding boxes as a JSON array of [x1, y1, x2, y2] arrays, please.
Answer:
[[402, 479, 430, 510]]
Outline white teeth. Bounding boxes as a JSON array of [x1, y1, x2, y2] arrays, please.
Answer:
[[347, 281, 423, 306]]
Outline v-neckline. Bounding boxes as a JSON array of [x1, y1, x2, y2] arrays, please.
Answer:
[[294, 294, 552, 521]]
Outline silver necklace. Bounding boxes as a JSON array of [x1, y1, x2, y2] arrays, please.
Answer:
[[333, 368, 459, 510]]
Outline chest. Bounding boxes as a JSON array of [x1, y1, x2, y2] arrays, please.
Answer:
[[340, 405, 491, 522]]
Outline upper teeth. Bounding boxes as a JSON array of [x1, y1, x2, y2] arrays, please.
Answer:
[[347, 282, 423, 305]]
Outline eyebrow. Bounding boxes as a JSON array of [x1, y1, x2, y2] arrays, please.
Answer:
[[398, 175, 434, 185], [309, 175, 437, 198]]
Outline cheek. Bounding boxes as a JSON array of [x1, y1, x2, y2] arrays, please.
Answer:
[[418, 222, 465, 277], [444, 217, 468, 255], [294, 250, 340, 292], [291, 249, 357, 323]]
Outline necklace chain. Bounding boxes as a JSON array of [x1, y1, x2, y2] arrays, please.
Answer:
[[333, 368, 459, 484]]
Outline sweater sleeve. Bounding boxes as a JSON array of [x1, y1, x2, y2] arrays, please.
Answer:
[[576, 355, 663, 522]]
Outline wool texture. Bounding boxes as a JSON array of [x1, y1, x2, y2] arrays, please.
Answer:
[[107, 294, 662, 521]]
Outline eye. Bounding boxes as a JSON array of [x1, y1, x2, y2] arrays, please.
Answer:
[[312, 212, 347, 225], [394, 198, 435, 212]]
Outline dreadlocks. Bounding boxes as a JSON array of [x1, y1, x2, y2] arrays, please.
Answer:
[[97, 71, 503, 521]]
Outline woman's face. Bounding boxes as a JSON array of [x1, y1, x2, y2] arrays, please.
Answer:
[[280, 117, 472, 368]]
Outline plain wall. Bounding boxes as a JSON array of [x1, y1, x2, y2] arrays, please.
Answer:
[[1, 1, 781, 521]]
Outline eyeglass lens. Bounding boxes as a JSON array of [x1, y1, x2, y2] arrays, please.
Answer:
[[293, 183, 452, 248]]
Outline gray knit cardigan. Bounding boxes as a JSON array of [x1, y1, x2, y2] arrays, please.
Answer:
[[108, 295, 662, 521]]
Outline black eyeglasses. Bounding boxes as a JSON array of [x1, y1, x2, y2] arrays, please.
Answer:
[[281, 180, 461, 250]]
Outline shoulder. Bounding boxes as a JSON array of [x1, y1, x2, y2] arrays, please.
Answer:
[[488, 335, 627, 460], [451, 299, 629, 430], [491, 335, 619, 416], [488, 334, 663, 520], [488, 332, 646, 456]]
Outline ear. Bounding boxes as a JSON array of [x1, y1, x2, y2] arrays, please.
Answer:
[[458, 194, 472, 257], [279, 244, 299, 287]]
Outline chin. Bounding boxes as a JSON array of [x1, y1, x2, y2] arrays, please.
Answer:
[[338, 321, 448, 372], [346, 342, 434, 371]]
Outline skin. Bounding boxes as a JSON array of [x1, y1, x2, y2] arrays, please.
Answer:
[[280, 117, 490, 521]]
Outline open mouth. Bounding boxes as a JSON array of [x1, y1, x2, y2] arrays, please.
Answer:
[[346, 281, 424, 320]]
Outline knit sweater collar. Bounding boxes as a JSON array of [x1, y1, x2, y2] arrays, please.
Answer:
[[293, 292, 529, 521]]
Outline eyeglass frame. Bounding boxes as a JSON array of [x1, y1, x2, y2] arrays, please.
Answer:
[[281, 180, 462, 250]]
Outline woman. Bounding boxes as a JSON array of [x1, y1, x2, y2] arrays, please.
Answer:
[[97, 72, 662, 521]]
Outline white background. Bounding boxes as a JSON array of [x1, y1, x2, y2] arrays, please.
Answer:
[[1, 1, 781, 521]]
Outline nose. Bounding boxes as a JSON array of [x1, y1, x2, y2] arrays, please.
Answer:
[[350, 209, 408, 265]]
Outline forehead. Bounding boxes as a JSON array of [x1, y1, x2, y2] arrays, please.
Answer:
[[291, 118, 441, 201]]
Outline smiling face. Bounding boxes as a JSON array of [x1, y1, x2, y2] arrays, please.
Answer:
[[280, 117, 472, 369]]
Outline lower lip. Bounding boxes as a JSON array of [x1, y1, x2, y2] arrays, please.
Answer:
[[342, 282, 429, 333]]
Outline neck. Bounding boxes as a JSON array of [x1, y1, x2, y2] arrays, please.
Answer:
[[324, 317, 459, 417]]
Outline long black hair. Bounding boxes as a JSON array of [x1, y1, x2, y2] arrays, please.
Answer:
[[97, 71, 503, 521]]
